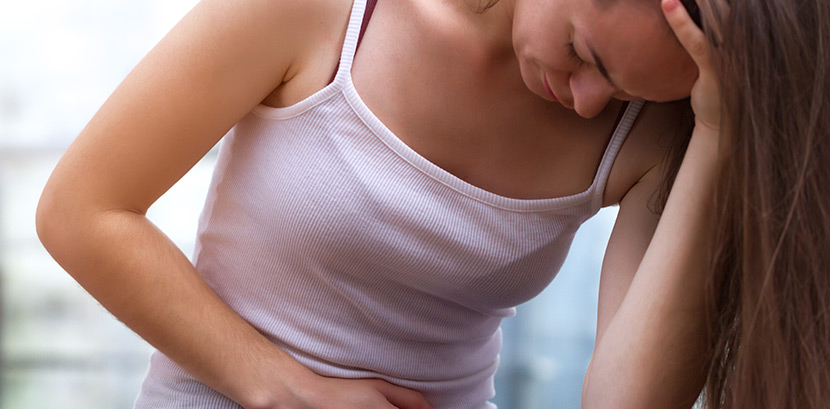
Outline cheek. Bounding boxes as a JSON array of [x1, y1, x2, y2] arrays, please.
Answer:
[[680, 59, 700, 92], [658, 57, 699, 100], [624, 49, 699, 101], [515, 44, 574, 95], [513, 8, 570, 68], [515, 58, 537, 90]]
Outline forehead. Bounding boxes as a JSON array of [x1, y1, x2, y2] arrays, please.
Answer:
[[576, 0, 695, 100]]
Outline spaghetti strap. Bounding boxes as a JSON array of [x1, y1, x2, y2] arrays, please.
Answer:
[[329, 0, 378, 84], [331, 0, 369, 86], [590, 99, 646, 210]]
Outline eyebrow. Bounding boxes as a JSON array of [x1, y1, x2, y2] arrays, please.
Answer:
[[587, 45, 616, 88]]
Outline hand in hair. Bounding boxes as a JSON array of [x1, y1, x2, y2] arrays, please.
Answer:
[[662, 0, 720, 134]]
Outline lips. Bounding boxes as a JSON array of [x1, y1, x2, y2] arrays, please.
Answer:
[[542, 75, 559, 102], [542, 74, 577, 110]]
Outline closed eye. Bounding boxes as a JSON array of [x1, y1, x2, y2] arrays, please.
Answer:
[[567, 42, 589, 69]]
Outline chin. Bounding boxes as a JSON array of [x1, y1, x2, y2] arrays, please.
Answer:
[[515, 60, 538, 95]]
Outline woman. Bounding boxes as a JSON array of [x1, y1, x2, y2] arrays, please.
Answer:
[[34, 0, 827, 407]]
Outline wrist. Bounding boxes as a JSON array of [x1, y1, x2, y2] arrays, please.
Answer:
[[689, 122, 723, 164], [223, 339, 312, 409]]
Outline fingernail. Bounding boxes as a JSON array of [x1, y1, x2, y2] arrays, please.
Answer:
[[662, 0, 679, 12]]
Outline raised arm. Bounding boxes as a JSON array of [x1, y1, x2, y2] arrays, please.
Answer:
[[35, 1, 430, 408], [582, 1, 721, 407], [582, 130, 716, 408]]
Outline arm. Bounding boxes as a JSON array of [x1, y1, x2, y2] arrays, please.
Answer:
[[582, 126, 717, 409], [582, 2, 721, 406], [36, 1, 430, 408]]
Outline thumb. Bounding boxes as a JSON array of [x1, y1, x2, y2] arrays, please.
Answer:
[[372, 380, 433, 409]]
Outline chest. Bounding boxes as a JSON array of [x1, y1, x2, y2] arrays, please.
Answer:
[[350, 0, 628, 201], [211, 113, 595, 310]]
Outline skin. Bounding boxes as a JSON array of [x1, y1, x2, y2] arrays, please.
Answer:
[[509, 0, 699, 117], [35, 0, 718, 407], [583, 2, 722, 408]]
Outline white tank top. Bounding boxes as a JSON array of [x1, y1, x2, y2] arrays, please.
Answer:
[[134, 1, 644, 408]]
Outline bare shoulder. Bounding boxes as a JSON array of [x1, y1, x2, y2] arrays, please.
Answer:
[[254, 0, 354, 67], [190, 0, 353, 78], [603, 100, 691, 207], [224, 0, 353, 68], [259, 0, 354, 106], [227, 0, 352, 39], [188, 0, 350, 49], [41, 0, 356, 215]]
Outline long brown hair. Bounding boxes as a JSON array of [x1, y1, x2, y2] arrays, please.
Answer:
[[701, 0, 830, 407]]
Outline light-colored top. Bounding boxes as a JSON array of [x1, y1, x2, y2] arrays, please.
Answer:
[[134, 1, 644, 408]]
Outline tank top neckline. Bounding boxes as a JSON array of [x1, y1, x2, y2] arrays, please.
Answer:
[[251, 0, 645, 212]]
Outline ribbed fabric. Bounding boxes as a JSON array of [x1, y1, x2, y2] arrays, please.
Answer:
[[134, 1, 645, 408]]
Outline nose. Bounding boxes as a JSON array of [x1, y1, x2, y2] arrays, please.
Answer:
[[569, 72, 617, 118]]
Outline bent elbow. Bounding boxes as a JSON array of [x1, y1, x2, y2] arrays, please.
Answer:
[[36, 182, 74, 261], [35, 175, 101, 270]]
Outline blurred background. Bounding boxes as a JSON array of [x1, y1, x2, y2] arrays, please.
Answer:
[[0, 0, 617, 407]]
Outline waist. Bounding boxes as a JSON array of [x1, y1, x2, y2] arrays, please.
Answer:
[[139, 337, 500, 409]]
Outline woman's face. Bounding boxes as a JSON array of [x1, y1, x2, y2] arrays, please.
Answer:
[[511, 0, 698, 118]]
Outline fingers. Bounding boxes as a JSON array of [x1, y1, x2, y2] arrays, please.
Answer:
[[370, 380, 434, 409], [661, 0, 722, 131], [661, 0, 711, 68]]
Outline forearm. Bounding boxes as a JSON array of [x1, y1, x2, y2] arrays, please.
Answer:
[[36, 205, 307, 408], [582, 126, 720, 409]]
